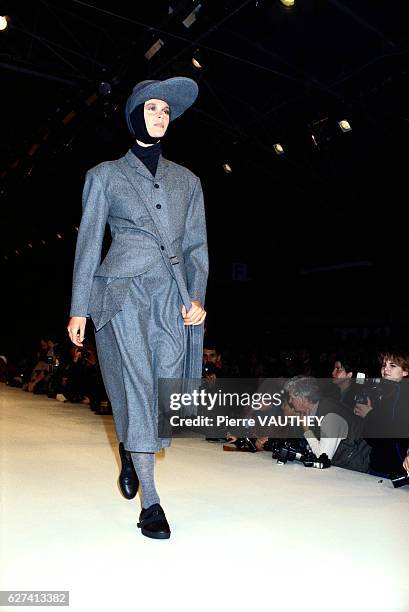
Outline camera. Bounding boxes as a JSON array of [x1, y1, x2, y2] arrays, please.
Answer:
[[270, 439, 331, 469], [77, 347, 90, 359], [233, 437, 258, 452], [303, 453, 331, 469], [272, 439, 307, 464], [202, 361, 218, 377], [390, 471, 409, 488], [353, 376, 384, 405], [353, 390, 369, 405], [46, 352, 60, 374]]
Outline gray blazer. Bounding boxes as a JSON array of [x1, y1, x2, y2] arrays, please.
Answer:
[[70, 149, 208, 332]]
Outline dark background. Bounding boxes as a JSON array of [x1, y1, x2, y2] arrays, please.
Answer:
[[1, 0, 408, 355]]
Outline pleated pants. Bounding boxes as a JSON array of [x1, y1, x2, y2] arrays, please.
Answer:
[[94, 258, 186, 452]]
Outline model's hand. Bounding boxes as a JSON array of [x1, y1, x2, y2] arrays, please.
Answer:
[[181, 300, 206, 326], [403, 453, 409, 473], [67, 316, 87, 347]]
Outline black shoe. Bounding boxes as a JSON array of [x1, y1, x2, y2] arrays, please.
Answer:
[[137, 504, 171, 540], [118, 442, 139, 499]]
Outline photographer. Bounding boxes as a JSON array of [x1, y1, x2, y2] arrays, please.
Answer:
[[202, 341, 229, 441], [57, 343, 107, 411], [203, 340, 225, 383], [44, 337, 62, 398], [284, 376, 371, 472], [57, 345, 88, 404], [354, 348, 409, 477]]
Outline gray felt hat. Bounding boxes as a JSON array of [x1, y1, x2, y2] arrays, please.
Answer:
[[125, 77, 198, 135]]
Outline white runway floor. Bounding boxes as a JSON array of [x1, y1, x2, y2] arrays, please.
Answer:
[[1, 383, 408, 612]]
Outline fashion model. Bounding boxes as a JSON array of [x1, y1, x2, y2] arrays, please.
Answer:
[[67, 77, 208, 539]]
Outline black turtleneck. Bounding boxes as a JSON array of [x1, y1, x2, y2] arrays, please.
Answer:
[[131, 140, 161, 177]]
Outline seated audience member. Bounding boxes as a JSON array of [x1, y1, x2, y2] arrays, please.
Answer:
[[227, 379, 309, 452], [330, 354, 360, 410], [22, 357, 49, 394], [284, 376, 371, 472], [354, 347, 409, 477], [57, 345, 87, 404], [203, 340, 225, 381], [80, 344, 109, 413], [203, 340, 227, 441]]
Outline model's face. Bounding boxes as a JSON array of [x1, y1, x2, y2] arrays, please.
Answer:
[[144, 99, 170, 138], [332, 361, 352, 384], [381, 359, 409, 382]]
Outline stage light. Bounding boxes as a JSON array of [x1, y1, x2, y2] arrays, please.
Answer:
[[280, 0, 295, 7], [144, 39, 165, 60], [183, 4, 202, 28], [191, 48, 204, 69], [222, 163, 233, 173], [273, 143, 284, 155], [338, 119, 352, 132], [192, 57, 203, 70], [0, 16, 8, 31]]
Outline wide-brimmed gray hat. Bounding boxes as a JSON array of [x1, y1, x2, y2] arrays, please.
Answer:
[[125, 77, 198, 135]]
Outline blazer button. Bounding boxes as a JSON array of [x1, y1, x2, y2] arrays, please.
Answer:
[[160, 245, 165, 250], [154, 183, 160, 189], [156, 204, 162, 209]]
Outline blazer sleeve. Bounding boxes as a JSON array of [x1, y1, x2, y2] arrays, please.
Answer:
[[69, 169, 110, 317], [182, 177, 209, 306]]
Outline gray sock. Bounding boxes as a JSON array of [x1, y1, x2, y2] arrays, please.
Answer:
[[130, 452, 160, 509]]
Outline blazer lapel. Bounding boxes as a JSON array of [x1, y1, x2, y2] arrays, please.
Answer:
[[155, 155, 170, 180], [123, 149, 152, 180]]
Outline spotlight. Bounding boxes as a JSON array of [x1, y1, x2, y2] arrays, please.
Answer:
[[144, 39, 165, 60], [192, 57, 203, 70], [273, 143, 285, 155], [222, 163, 233, 173], [280, 0, 295, 7], [338, 119, 352, 132], [0, 16, 8, 31], [191, 48, 203, 70]]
